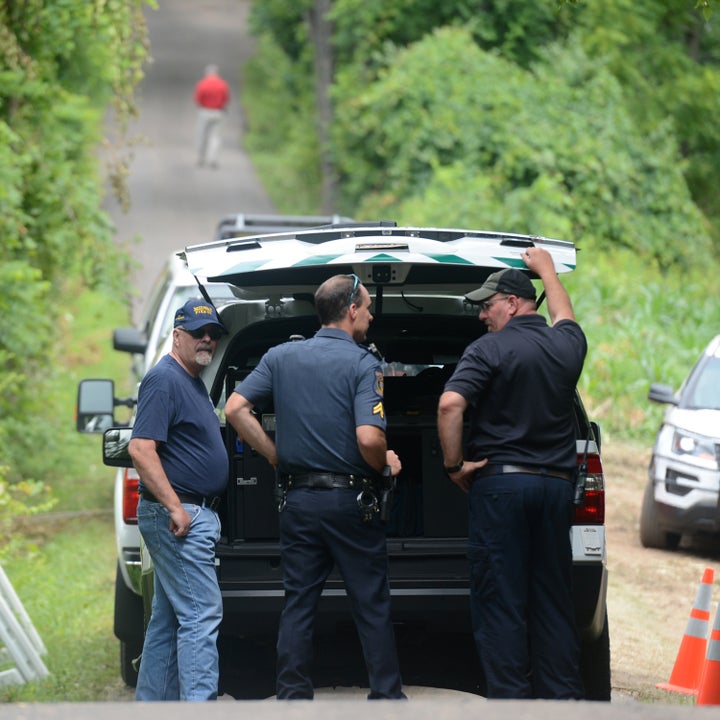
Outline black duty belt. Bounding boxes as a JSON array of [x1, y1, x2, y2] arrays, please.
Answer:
[[141, 490, 221, 511], [283, 472, 363, 490], [476, 464, 574, 482]]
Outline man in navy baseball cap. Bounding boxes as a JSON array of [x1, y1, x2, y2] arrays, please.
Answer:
[[173, 298, 227, 335], [130, 297, 229, 701]]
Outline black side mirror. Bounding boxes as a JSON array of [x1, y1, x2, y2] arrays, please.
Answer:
[[76, 379, 115, 433], [103, 427, 134, 467], [647, 383, 678, 405]]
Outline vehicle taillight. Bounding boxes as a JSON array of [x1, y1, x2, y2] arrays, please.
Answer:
[[574, 453, 605, 525], [123, 467, 140, 525]]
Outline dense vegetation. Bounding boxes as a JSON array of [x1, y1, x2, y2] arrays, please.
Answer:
[[0, 1, 153, 556], [242, 0, 720, 441]]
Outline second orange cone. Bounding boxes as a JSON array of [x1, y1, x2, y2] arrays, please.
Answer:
[[697, 602, 720, 705], [657, 567, 714, 695]]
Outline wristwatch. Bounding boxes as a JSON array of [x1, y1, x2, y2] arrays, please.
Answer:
[[443, 460, 464, 476]]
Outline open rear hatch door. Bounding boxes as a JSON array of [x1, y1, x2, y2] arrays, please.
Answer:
[[182, 224, 576, 298]]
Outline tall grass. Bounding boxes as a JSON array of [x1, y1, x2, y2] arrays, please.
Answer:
[[0, 283, 133, 701], [51, 280, 135, 512], [0, 517, 123, 702], [565, 246, 717, 444]]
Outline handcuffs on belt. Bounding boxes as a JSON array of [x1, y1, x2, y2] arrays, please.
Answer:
[[357, 464, 394, 523]]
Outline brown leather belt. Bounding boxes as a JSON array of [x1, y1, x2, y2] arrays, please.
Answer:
[[476, 464, 573, 482]]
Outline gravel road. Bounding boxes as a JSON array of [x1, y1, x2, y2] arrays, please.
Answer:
[[104, 0, 275, 322]]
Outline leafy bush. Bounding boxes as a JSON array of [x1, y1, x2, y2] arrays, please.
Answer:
[[0, 0, 150, 532], [333, 28, 712, 272], [0, 473, 56, 563], [243, 33, 323, 213]]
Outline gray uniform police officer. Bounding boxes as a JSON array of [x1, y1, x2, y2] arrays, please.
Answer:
[[225, 273, 405, 700]]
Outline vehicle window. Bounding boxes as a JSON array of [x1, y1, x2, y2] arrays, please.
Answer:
[[141, 273, 173, 337], [687, 356, 720, 410]]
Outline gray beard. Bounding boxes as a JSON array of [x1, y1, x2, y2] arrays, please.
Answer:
[[195, 349, 213, 366]]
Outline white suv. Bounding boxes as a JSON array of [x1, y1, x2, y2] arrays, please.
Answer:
[[641, 334, 720, 550]]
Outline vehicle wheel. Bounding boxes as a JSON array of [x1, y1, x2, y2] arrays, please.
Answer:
[[114, 563, 145, 687], [120, 638, 143, 687], [639, 480, 681, 550], [580, 610, 611, 701]]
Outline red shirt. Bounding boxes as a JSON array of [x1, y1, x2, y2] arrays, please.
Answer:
[[194, 74, 229, 110]]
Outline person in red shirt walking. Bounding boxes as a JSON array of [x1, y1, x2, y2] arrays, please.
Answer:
[[194, 64, 230, 168]]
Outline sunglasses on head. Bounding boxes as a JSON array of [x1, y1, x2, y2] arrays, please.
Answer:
[[346, 273, 360, 308], [179, 326, 224, 341]]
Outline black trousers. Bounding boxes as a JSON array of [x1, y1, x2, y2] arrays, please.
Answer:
[[468, 471, 584, 699], [275, 487, 404, 699]]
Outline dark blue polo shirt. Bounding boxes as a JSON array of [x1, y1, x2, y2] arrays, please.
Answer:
[[444, 314, 587, 470], [131, 354, 228, 496], [235, 328, 385, 476]]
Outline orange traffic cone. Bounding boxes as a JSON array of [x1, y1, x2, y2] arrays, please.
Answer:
[[657, 567, 714, 695], [697, 602, 720, 705]]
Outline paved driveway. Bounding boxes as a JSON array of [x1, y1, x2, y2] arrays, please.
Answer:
[[104, 0, 275, 322]]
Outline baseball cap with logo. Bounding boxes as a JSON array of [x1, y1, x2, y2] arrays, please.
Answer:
[[465, 268, 537, 304], [173, 299, 227, 333]]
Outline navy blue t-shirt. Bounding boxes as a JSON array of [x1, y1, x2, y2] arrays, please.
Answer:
[[444, 314, 587, 470], [131, 354, 228, 496], [235, 328, 385, 476]]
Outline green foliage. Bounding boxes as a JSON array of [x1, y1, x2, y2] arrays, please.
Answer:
[[574, 1, 720, 239], [243, 33, 323, 211], [0, 261, 53, 483], [334, 27, 711, 272], [49, 284, 134, 513], [248, 0, 313, 62], [0, 281, 132, 697], [563, 245, 719, 441], [0, 476, 56, 563], [0, 0, 150, 286], [246, 0, 720, 253], [0, 280, 132, 563], [329, 0, 573, 68], [0, 0, 150, 538]]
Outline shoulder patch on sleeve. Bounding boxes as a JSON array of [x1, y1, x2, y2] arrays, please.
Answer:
[[375, 371, 384, 396]]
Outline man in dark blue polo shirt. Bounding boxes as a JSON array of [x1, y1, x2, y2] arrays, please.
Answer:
[[129, 299, 228, 701], [437, 247, 587, 700], [225, 274, 405, 700]]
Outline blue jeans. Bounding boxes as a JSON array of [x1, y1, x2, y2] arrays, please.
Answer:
[[135, 499, 222, 701]]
